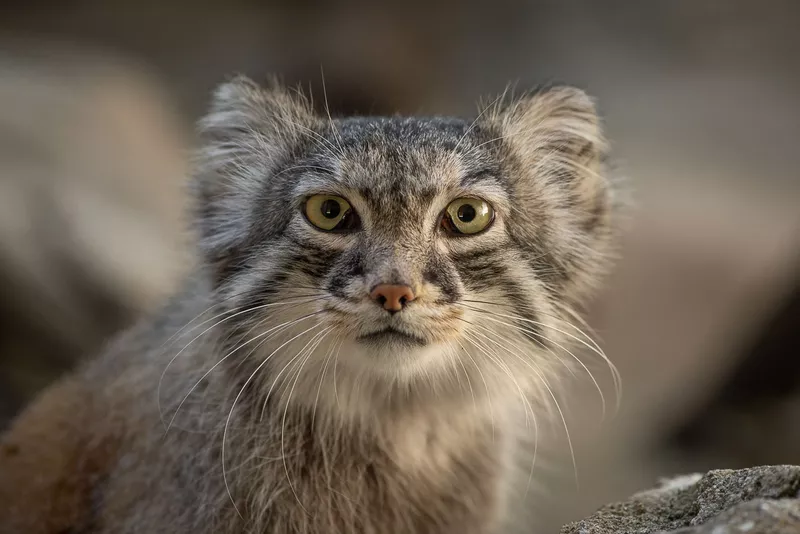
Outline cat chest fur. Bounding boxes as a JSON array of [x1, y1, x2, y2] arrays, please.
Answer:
[[219, 405, 505, 533]]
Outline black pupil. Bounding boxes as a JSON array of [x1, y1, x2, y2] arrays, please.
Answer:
[[457, 204, 476, 223], [321, 199, 341, 219]]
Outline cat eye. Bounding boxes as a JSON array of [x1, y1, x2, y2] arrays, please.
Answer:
[[303, 194, 361, 232], [440, 198, 495, 236]]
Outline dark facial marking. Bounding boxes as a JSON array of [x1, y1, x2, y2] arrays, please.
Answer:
[[450, 246, 510, 292], [424, 255, 462, 304], [326, 249, 365, 300]]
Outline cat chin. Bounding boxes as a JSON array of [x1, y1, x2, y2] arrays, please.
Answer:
[[336, 338, 455, 380], [355, 327, 428, 348]]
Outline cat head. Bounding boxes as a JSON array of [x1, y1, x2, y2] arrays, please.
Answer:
[[193, 76, 616, 420]]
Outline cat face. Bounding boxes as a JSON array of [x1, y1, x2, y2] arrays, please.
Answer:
[[193, 77, 615, 411]]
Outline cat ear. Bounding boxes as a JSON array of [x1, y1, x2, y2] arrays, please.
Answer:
[[485, 86, 616, 302], [199, 74, 317, 152], [192, 76, 318, 274], [489, 85, 606, 170]]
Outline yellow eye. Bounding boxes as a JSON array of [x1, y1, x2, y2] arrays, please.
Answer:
[[303, 195, 360, 232], [441, 198, 495, 236]]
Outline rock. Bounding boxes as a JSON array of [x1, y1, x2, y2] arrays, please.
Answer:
[[561, 466, 800, 534]]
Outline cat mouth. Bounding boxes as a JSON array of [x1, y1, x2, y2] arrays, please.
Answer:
[[356, 326, 427, 346]]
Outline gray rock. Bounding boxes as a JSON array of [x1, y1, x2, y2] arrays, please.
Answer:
[[561, 466, 800, 534]]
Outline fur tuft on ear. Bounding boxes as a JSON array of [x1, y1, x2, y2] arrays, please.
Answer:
[[191, 76, 318, 274], [491, 85, 606, 166], [199, 75, 317, 148], [483, 86, 617, 303]]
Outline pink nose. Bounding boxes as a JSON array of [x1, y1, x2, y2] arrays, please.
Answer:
[[369, 284, 415, 313]]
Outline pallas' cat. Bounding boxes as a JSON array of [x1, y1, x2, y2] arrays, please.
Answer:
[[0, 77, 618, 534]]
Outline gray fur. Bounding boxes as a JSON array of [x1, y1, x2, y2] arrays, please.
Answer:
[[3, 76, 618, 533]]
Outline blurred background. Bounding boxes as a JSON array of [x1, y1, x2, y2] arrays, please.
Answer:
[[0, 0, 798, 530]]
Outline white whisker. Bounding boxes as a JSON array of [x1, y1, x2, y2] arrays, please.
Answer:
[[332, 339, 343, 409], [281, 327, 332, 514], [165, 311, 324, 435], [320, 65, 345, 156], [275, 114, 344, 161], [452, 92, 505, 154], [463, 331, 535, 431], [463, 303, 617, 416], [448, 341, 476, 412], [222, 322, 324, 518], [472, 313, 606, 419], [261, 326, 333, 420], [467, 322, 578, 489], [312, 335, 341, 427], [157, 297, 322, 428], [456, 337, 495, 441]]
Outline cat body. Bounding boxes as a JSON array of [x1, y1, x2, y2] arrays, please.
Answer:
[[0, 77, 615, 533]]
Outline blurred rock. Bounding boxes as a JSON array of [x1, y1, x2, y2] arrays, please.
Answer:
[[561, 466, 800, 534]]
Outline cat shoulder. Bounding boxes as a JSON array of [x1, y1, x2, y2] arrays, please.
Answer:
[[0, 375, 115, 533]]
